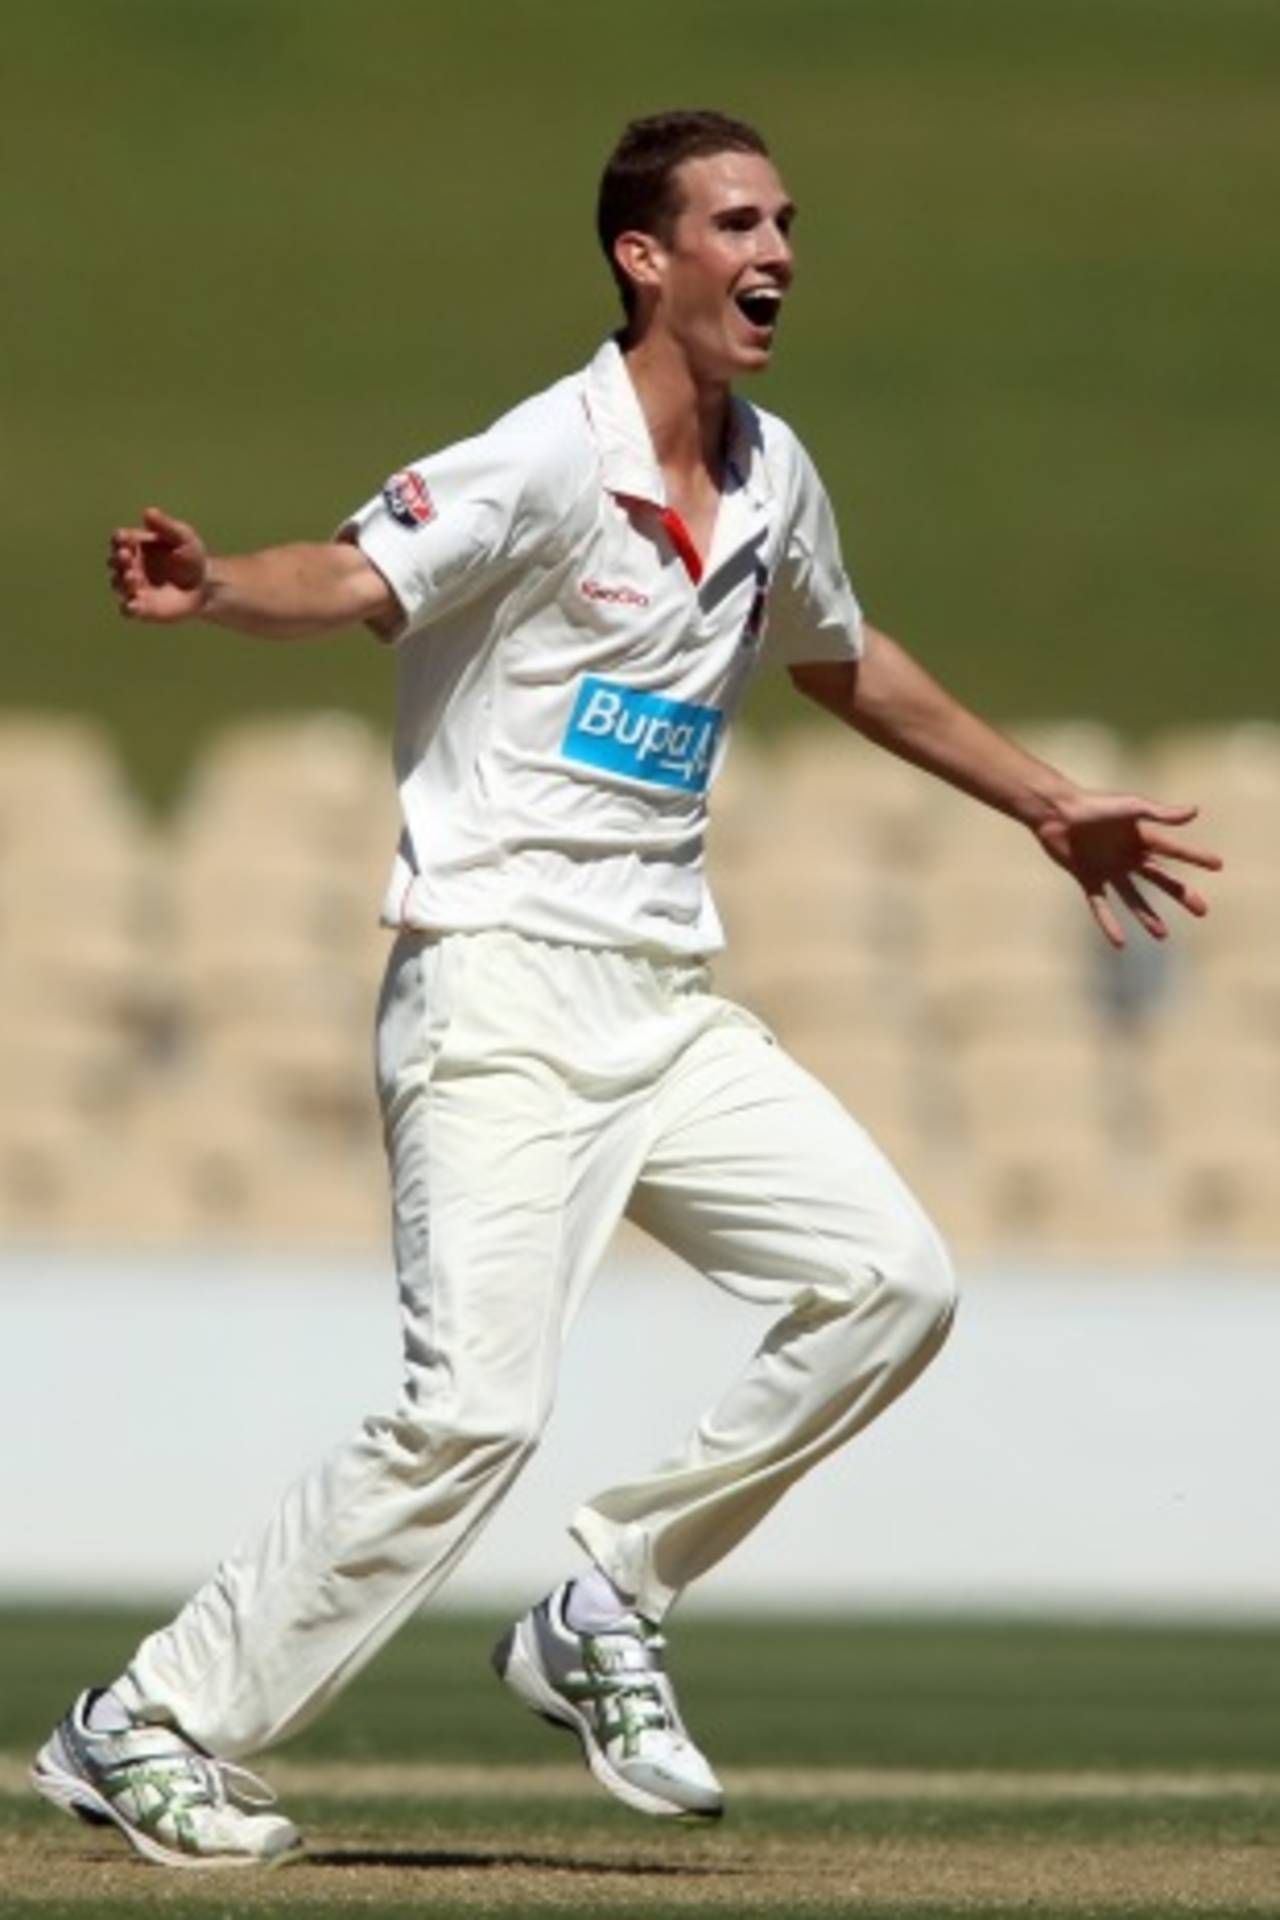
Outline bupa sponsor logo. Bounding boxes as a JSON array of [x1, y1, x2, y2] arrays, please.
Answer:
[[382, 470, 436, 529], [561, 677, 722, 794], [579, 577, 651, 609]]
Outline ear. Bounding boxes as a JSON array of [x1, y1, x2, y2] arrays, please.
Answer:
[[613, 228, 666, 303]]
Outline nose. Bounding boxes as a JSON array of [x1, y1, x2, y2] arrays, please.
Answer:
[[759, 218, 794, 285]]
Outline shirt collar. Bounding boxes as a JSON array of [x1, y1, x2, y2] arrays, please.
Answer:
[[582, 337, 773, 511]]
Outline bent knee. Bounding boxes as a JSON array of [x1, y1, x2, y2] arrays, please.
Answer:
[[879, 1212, 958, 1345], [804, 1211, 957, 1350]]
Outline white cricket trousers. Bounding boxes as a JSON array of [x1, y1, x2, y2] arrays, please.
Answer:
[[123, 929, 957, 1758]]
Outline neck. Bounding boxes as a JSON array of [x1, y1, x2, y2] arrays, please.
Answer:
[[622, 331, 731, 481]]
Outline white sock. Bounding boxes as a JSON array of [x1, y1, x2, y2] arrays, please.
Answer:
[[85, 1687, 135, 1733], [564, 1565, 635, 1632]]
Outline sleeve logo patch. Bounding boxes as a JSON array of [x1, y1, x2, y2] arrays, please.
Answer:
[[382, 470, 436, 529]]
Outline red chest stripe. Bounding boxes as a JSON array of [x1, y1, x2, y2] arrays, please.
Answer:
[[613, 492, 706, 587], [657, 507, 704, 585]]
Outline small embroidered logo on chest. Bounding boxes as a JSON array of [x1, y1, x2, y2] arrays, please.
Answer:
[[580, 577, 652, 609], [741, 562, 770, 649]]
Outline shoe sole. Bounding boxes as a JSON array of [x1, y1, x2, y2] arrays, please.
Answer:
[[491, 1623, 723, 1822], [30, 1740, 305, 1872]]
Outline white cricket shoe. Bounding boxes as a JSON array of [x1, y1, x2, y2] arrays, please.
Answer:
[[30, 1690, 303, 1870], [492, 1583, 724, 1819]]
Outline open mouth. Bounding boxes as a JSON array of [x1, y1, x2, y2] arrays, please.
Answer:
[[734, 288, 784, 332]]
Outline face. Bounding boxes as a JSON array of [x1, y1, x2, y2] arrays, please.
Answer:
[[624, 150, 796, 380]]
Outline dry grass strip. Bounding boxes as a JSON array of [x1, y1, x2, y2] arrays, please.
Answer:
[[2, 1822, 1279, 1912], [2, 1761, 1279, 1912]]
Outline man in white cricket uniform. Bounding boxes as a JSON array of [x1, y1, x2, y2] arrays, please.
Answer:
[[32, 111, 1219, 1868]]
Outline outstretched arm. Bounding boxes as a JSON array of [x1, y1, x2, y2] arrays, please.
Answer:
[[108, 507, 399, 639], [790, 626, 1222, 948]]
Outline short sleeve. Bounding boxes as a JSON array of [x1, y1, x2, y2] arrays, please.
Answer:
[[764, 441, 863, 668], [339, 424, 542, 643]]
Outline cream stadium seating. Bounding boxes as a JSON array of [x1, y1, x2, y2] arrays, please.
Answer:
[[1, 713, 1274, 1259]]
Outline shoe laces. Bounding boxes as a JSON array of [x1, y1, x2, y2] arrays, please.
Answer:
[[580, 1621, 678, 1740], [198, 1757, 279, 1813], [109, 1741, 279, 1817]]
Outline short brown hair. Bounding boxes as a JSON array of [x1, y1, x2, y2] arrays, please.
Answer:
[[597, 110, 770, 321]]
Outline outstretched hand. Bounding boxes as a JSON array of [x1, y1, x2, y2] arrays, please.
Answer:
[[108, 507, 209, 621], [1034, 791, 1222, 947]]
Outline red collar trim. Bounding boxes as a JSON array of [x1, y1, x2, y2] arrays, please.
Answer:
[[611, 490, 705, 586], [657, 507, 704, 585]]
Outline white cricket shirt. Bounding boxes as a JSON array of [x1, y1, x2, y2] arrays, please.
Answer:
[[344, 338, 862, 957]]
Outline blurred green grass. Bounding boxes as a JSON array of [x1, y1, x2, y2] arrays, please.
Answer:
[[4, 1606, 1279, 1771], [3, 0, 1278, 806]]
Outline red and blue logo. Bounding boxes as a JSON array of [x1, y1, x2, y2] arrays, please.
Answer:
[[382, 470, 436, 529]]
